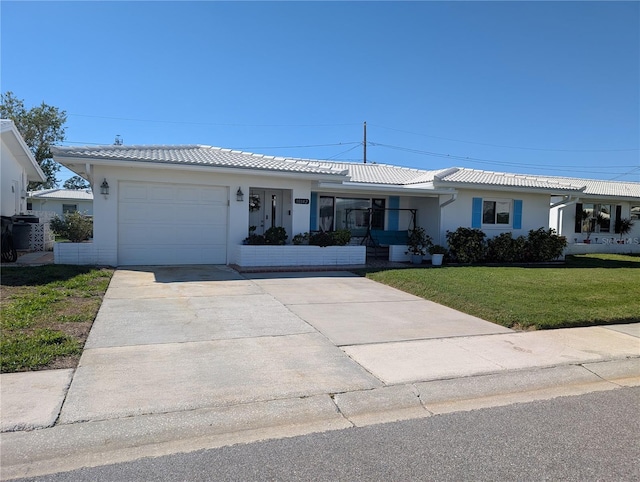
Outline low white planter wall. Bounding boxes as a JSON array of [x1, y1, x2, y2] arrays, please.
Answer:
[[54, 242, 97, 265], [233, 245, 366, 267], [565, 238, 640, 256]]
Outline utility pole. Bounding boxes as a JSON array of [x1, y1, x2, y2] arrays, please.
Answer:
[[363, 121, 367, 164]]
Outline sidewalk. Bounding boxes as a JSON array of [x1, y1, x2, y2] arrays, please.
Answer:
[[1, 266, 639, 480]]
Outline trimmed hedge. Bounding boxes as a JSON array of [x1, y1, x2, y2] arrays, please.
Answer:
[[447, 227, 566, 264]]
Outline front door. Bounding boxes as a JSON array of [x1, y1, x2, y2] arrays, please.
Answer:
[[249, 189, 284, 235]]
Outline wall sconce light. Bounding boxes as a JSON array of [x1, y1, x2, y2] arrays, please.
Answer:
[[100, 179, 110, 197], [236, 187, 244, 202]]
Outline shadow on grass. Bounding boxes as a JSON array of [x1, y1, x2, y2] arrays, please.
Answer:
[[537, 317, 640, 330], [0, 265, 99, 287], [353, 254, 640, 275], [564, 254, 640, 269]]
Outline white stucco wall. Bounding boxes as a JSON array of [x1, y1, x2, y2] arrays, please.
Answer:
[[88, 164, 314, 266], [440, 189, 551, 242], [1, 142, 27, 217]]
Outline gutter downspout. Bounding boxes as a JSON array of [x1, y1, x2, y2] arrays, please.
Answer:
[[438, 193, 457, 245]]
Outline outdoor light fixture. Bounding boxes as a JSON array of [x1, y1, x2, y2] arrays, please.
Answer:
[[236, 187, 244, 202], [100, 179, 110, 197]]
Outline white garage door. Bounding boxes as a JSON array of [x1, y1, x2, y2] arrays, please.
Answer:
[[118, 182, 228, 265]]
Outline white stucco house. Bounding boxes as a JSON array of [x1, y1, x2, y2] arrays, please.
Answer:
[[27, 188, 93, 217], [50, 144, 640, 266], [1, 119, 46, 217]]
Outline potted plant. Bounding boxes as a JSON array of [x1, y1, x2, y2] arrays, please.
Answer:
[[615, 218, 634, 243], [406, 227, 432, 265], [578, 210, 604, 243], [428, 244, 447, 266]]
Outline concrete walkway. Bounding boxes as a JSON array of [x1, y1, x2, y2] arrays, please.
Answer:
[[2, 265, 639, 479]]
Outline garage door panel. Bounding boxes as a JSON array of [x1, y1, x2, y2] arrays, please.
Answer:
[[118, 182, 228, 265]]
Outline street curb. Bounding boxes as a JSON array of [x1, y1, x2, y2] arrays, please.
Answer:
[[2, 358, 637, 480]]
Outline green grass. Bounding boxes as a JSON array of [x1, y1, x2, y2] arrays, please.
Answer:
[[363, 254, 640, 330], [1, 265, 113, 372]]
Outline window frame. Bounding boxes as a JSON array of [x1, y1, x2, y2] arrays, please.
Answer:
[[481, 198, 512, 227]]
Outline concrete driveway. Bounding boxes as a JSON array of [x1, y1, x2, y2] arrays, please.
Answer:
[[58, 265, 511, 424]]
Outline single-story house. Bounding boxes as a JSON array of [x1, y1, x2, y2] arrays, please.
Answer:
[[51, 144, 640, 266], [1, 119, 46, 218], [27, 188, 94, 217]]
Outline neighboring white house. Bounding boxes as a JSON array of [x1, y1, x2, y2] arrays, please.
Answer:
[[27, 189, 94, 217], [51, 144, 640, 266], [1, 119, 46, 217]]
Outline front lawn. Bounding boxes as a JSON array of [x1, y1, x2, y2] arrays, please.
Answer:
[[1, 265, 113, 373], [364, 254, 640, 330]]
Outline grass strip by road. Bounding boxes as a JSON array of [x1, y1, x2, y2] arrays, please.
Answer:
[[364, 254, 640, 330], [1, 265, 114, 373]]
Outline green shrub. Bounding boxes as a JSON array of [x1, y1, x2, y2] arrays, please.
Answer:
[[331, 229, 352, 246], [524, 228, 567, 262], [308, 229, 352, 247], [486, 232, 526, 262], [49, 212, 93, 243], [264, 227, 288, 245], [292, 232, 310, 245], [446, 227, 486, 263], [243, 226, 288, 245]]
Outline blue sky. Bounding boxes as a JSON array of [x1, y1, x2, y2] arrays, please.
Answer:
[[2, 1, 638, 184]]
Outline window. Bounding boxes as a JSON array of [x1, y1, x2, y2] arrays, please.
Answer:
[[631, 206, 640, 221], [473, 198, 522, 229], [319, 196, 335, 231], [482, 200, 511, 225], [371, 198, 386, 230], [62, 204, 78, 213], [578, 203, 611, 233]]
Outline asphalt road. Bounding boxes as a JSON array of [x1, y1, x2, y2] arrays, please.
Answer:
[[15, 387, 640, 482]]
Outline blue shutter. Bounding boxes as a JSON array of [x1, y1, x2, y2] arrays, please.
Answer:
[[388, 196, 399, 230], [472, 197, 482, 228], [513, 199, 523, 230], [310, 192, 318, 231]]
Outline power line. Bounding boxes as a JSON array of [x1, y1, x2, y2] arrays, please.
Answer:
[[369, 123, 639, 153], [232, 142, 360, 150], [370, 142, 637, 175], [68, 113, 360, 128]]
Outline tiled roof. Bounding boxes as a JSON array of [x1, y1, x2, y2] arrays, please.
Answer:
[[51, 145, 640, 199], [28, 189, 93, 200], [315, 162, 446, 185], [435, 168, 584, 192], [51, 145, 349, 177], [434, 168, 640, 199], [556, 177, 640, 199]]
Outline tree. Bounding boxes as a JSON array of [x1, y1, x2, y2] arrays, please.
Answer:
[[63, 175, 90, 190], [0, 91, 67, 190]]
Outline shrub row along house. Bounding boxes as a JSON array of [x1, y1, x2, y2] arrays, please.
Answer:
[[49, 144, 640, 267]]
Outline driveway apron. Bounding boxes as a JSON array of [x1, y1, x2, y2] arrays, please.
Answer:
[[59, 266, 510, 424]]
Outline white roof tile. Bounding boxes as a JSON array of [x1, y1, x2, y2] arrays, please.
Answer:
[[28, 189, 93, 200], [51, 145, 349, 177], [51, 145, 640, 200]]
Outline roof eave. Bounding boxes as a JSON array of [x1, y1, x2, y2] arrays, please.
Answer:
[[433, 180, 584, 196], [53, 156, 349, 182], [1, 121, 46, 182], [316, 181, 456, 196]]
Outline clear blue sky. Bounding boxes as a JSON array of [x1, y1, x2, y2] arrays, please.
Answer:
[[2, 1, 638, 184]]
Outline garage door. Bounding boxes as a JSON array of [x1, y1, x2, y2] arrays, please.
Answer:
[[118, 182, 228, 265]]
